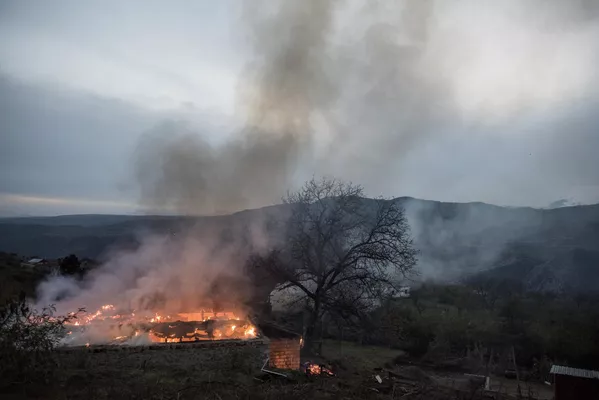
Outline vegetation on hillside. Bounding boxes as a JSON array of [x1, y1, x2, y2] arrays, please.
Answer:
[[0, 252, 47, 303], [361, 280, 599, 375]]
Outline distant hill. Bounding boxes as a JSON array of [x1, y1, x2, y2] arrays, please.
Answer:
[[0, 214, 146, 227], [1, 198, 598, 293]]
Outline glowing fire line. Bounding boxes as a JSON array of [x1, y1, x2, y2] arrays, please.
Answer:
[[63, 304, 257, 345]]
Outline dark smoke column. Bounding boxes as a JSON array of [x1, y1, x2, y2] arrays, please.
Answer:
[[135, 0, 339, 216]]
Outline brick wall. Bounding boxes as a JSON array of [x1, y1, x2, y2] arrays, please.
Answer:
[[269, 338, 300, 370]]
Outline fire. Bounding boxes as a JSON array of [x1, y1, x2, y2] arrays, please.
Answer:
[[308, 364, 322, 375], [150, 314, 162, 323], [303, 362, 334, 376], [63, 304, 258, 345]]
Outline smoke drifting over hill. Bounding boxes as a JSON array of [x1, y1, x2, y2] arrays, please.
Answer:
[[1, 0, 594, 351], [32, 0, 599, 324], [133, 0, 446, 215], [134, 0, 599, 215], [1, 0, 598, 217]]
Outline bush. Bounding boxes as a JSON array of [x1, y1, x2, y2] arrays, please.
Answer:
[[0, 292, 81, 388], [402, 318, 436, 357]]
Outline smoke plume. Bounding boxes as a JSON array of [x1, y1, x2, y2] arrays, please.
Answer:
[[134, 0, 447, 215], [35, 221, 272, 345], [135, 0, 599, 213], [134, 1, 339, 215], [38, 233, 251, 314], [33, 0, 599, 340]]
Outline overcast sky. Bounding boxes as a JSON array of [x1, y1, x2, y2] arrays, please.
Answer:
[[1, 0, 598, 216]]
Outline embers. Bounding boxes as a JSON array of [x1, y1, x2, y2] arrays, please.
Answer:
[[148, 319, 257, 343], [302, 361, 334, 376]]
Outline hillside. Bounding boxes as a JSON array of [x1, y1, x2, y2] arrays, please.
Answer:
[[1, 198, 598, 293], [0, 251, 47, 302]]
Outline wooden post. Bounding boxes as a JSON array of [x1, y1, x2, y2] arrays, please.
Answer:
[[511, 346, 521, 395]]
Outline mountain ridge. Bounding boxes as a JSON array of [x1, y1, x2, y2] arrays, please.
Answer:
[[1, 197, 598, 293]]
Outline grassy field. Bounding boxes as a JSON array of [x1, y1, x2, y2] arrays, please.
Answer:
[[320, 339, 405, 371], [0, 339, 535, 400]]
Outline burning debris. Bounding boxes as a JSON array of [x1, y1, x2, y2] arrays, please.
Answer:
[[62, 304, 257, 346], [149, 318, 256, 343], [302, 362, 335, 377]]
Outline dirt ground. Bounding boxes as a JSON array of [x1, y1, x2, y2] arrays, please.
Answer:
[[319, 340, 553, 399], [1, 341, 550, 400]]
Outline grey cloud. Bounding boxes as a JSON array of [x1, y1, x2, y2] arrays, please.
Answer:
[[0, 75, 148, 200], [0, 75, 233, 215], [2, 0, 599, 216]]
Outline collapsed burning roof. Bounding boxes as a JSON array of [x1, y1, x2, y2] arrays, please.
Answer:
[[63, 305, 258, 346], [51, 264, 273, 347]]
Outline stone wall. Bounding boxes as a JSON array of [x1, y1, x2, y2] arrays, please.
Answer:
[[57, 339, 269, 374], [269, 338, 300, 370], [57, 337, 302, 373]]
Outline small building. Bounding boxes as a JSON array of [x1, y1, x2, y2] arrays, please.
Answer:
[[258, 322, 302, 371], [21, 257, 59, 273], [550, 365, 599, 400], [21, 258, 48, 268], [392, 286, 411, 298]]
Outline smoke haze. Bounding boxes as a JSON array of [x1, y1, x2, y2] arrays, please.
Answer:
[[34, 219, 275, 345], [134, 0, 442, 214], [133, 0, 599, 215], [5, 0, 597, 341], [37, 233, 250, 315]]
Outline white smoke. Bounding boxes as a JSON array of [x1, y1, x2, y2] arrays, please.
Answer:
[[32, 0, 599, 336], [35, 217, 276, 345]]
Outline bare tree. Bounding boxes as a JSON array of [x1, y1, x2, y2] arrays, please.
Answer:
[[469, 277, 502, 311], [249, 177, 418, 351]]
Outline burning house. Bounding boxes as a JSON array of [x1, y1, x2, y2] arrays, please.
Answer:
[[60, 303, 303, 372], [56, 271, 304, 371], [40, 222, 307, 372], [61, 303, 258, 346]]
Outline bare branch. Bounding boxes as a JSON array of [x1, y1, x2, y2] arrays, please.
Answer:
[[251, 177, 418, 347]]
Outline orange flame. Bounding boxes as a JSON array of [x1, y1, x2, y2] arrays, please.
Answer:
[[308, 364, 322, 374], [304, 362, 334, 376], [64, 305, 258, 344]]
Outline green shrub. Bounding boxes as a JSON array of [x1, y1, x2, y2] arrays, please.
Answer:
[[0, 292, 82, 388]]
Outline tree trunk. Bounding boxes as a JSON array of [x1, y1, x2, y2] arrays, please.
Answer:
[[304, 298, 321, 354]]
